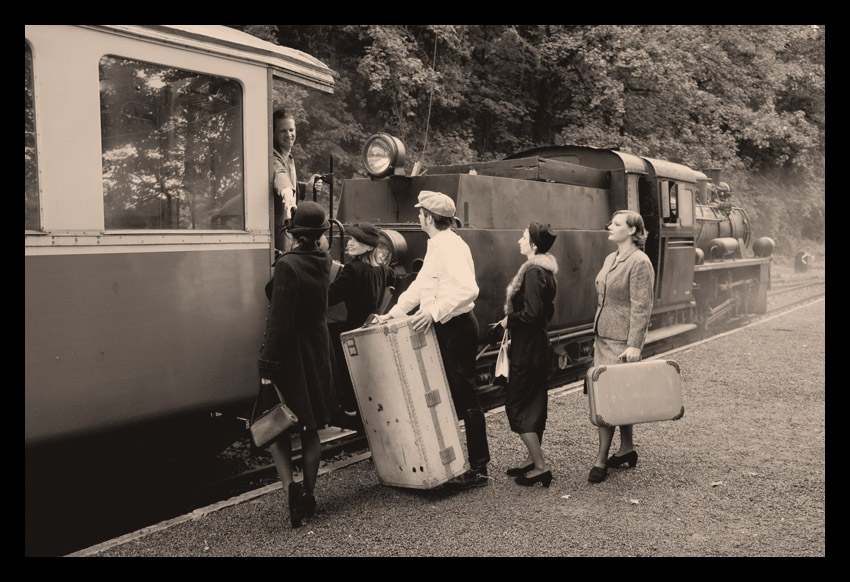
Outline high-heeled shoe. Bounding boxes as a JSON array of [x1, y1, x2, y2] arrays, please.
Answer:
[[287, 482, 307, 528], [506, 462, 535, 476], [515, 470, 553, 487], [303, 493, 317, 518], [606, 450, 638, 469], [587, 466, 608, 484]]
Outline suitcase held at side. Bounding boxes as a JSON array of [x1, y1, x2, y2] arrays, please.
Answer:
[[585, 359, 684, 428]]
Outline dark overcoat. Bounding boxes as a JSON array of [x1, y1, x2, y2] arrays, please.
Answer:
[[328, 259, 393, 331], [502, 252, 558, 435], [327, 258, 393, 412], [258, 247, 338, 431], [593, 245, 655, 349], [505, 254, 558, 367]]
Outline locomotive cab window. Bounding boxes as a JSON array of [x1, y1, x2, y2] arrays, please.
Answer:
[[660, 181, 694, 227], [25, 42, 39, 231], [99, 56, 245, 230], [661, 181, 678, 225]]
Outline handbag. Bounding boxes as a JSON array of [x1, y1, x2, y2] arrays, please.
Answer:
[[494, 328, 510, 383], [250, 382, 299, 448]]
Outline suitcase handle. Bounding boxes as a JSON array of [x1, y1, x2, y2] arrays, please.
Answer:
[[363, 313, 383, 328]]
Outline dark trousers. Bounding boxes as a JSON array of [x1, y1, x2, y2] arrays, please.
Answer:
[[434, 311, 490, 471]]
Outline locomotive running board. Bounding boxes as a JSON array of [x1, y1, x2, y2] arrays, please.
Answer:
[[645, 323, 697, 344]]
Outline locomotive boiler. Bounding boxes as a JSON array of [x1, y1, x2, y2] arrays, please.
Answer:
[[334, 140, 774, 393]]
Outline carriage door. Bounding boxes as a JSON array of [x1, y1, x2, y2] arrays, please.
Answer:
[[637, 176, 660, 288]]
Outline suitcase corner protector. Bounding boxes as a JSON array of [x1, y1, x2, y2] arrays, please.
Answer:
[[673, 406, 685, 420], [591, 414, 613, 428], [591, 366, 607, 382], [666, 360, 681, 374]]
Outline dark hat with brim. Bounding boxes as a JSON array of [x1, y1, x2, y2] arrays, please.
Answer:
[[347, 222, 381, 248], [288, 201, 330, 235], [529, 221, 557, 253]]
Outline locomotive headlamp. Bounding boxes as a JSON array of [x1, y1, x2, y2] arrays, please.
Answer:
[[377, 228, 408, 270], [362, 133, 406, 178]]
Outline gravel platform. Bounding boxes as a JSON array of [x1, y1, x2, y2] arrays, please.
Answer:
[[90, 300, 825, 557]]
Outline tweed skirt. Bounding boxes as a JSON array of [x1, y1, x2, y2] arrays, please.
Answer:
[[593, 336, 628, 366]]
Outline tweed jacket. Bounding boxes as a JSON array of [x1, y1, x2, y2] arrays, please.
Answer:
[[593, 245, 655, 348]]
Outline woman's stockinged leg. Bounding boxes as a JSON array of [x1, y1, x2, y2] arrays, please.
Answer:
[[616, 424, 635, 456], [300, 429, 321, 496], [595, 425, 615, 468], [268, 435, 294, 499], [518, 432, 548, 476]]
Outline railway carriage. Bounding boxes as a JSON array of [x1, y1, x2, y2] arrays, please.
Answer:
[[25, 25, 335, 449]]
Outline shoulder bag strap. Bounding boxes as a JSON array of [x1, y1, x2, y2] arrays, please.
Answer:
[[250, 382, 288, 423]]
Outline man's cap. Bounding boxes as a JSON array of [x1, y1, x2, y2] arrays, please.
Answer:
[[414, 190, 456, 218]]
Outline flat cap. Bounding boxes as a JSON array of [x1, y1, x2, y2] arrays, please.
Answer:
[[414, 190, 456, 218]]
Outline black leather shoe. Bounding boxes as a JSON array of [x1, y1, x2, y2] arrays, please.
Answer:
[[606, 450, 638, 469], [506, 462, 535, 476], [447, 468, 489, 490], [515, 470, 553, 487], [288, 482, 306, 528], [588, 466, 608, 484]]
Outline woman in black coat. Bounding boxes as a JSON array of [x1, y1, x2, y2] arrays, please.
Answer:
[[258, 202, 339, 528], [491, 222, 558, 487], [327, 223, 394, 422]]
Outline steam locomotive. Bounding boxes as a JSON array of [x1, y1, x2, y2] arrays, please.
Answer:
[[335, 138, 774, 394]]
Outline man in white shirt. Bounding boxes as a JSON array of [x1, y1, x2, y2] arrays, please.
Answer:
[[383, 190, 491, 489]]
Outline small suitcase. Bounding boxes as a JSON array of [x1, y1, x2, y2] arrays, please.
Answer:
[[340, 316, 469, 489], [585, 359, 684, 427]]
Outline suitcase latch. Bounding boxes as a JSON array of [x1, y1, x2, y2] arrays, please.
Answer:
[[439, 446, 456, 465], [345, 338, 358, 356], [410, 331, 427, 350], [424, 390, 441, 407]]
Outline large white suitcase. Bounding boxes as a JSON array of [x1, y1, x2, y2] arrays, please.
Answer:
[[339, 316, 469, 488]]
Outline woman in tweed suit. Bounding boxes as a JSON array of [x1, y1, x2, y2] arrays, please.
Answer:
[[588, 210, 655, 484]]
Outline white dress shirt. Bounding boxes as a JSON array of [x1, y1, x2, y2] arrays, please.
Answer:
[[389, 229, 479, 324], [273, 148, 297, 220]]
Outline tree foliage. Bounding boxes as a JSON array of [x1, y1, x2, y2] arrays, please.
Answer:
[[229, 24, 825, 246]]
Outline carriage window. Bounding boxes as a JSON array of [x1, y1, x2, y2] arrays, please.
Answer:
[[25, 43, 39, 230], [99, 56, 244, 230]]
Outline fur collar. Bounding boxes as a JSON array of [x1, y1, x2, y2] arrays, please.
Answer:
[[505, 253, 558, 314]]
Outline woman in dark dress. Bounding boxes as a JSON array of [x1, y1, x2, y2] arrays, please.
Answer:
[[258, 202, 339, 528], [491, 222, 558, 487], [328, 223, 394, 423]]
